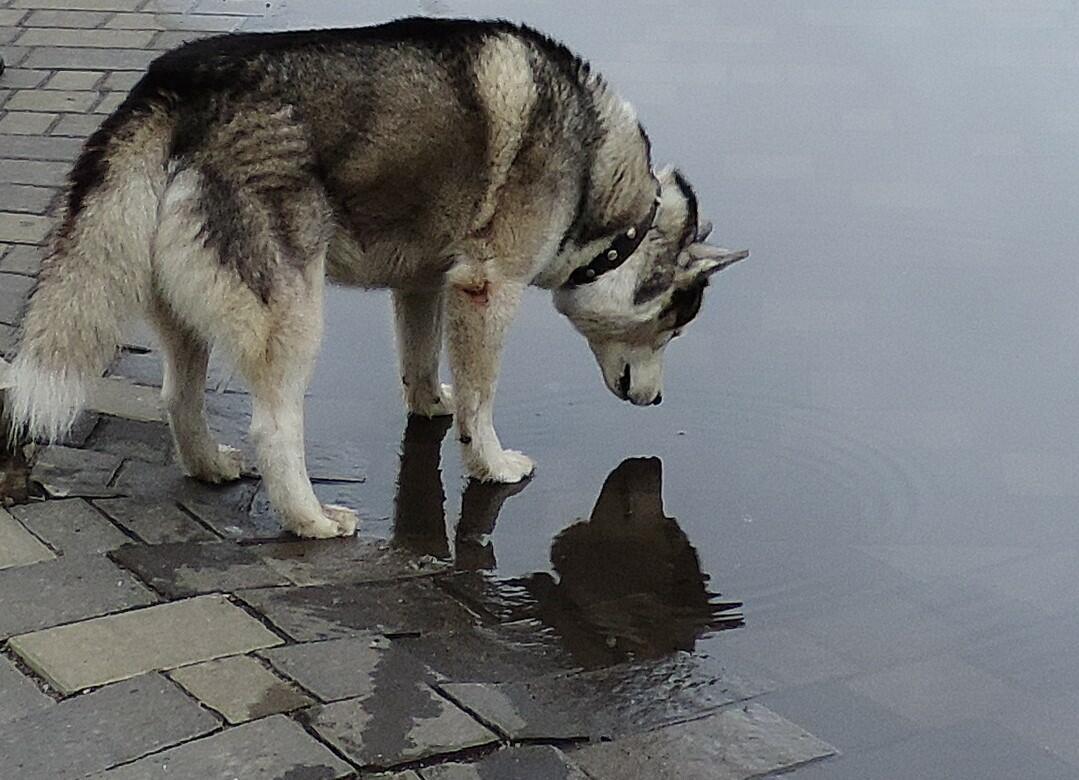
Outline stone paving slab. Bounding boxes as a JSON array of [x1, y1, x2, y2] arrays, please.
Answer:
[[29, 444, 124, 498], [9, 594, 283, 693], [0, 553, 155, 638], [0, 133, 83, 159], [440, 653, 773, 741], [84, 415, 175, 465], [112, 459, 276, 539], [92, 496, 218, 544], [0, 653, 53, 726], [261, 633, 435, 702], [0, 269, 34, 324], [111, 540, 289, 597], [568, 702, 838, 780], [252, 537, 445, 587], [168, 654, 312, 724], [420, 746, 587, 780], [11, 497, 131, 554], [0, 505, 55, 569], [304, 685, 498, 771], [0, 673, 219, 780], [239, 578, 477, 642], [391, 620, 580, 684], [88, 714, 354, 780]]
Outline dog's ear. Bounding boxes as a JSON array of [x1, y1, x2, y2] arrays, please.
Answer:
[[679, 243, 749, 281]]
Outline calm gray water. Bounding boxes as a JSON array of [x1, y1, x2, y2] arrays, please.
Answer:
[[247, 3, 1079, 775]]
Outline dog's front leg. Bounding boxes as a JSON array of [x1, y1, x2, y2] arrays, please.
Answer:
[[445, 276, 534, 483]]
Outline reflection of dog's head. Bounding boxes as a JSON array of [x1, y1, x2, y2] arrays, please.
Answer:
[[553, 168, 747, 406], [532, 457, 742, 664]]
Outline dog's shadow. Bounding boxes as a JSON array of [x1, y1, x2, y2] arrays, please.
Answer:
[[391, 415, 743, 665]]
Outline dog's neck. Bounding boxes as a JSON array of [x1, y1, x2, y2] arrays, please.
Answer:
[[532, 90, 656, 290]]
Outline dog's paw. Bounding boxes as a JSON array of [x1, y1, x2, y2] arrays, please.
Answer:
[[286, 504, 359, 539], [408, 383, 455, 418], [185, 444, 243, 484], [467, 448, 535, 484]]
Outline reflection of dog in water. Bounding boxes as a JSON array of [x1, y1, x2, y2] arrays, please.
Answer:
[[392, 418, 742, 665]]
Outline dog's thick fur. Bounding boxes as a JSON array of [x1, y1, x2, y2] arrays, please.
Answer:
[[8, 18, 745, 538]]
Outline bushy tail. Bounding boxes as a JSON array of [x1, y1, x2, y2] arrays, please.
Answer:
[[7, 108, 171, 441]]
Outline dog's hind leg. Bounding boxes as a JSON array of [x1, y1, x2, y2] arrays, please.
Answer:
[[149, 298, 242, 483], [392, 288, 454, 417]]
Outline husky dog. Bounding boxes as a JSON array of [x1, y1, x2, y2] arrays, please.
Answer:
[[7, 18, 747, 538]]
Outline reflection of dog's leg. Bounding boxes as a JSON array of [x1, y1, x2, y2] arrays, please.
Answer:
[[392, 288, 454, 417], [150, 298, 241, 483], [446, 277, 534, 483]]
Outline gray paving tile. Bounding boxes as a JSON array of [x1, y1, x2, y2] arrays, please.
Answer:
[[22, 46, 158, 71], [305, 685, 497, 770], [92, 497, 218, 544], [0, 673, 218, 780], [0, 553, 155, 638], [0, 243, 43, 275], [0, 322, 16, 356], [111, 540, 289, 597], [112, 459, 274, 539], [30, 444, 124, 498], [1, 182, 57, 216], [239, 578, 476, 642], [0, 112, 58, 136], [571, 703, 836, 780], [11, 0, 142, 8], [261, 634, 434, 702], [0, 133, 83, 160], [168, 654, 312, 723], [89, 714, 354, 779], [0, 505, 55, 570], [44, 71, 107, 90], [15, 28, 156, 48], [0, 269, 33, 323], [23, 9, 111, 25], [420, 746, 587, 779], [0, 654, 53, 726], [0, 157, 67, 186], [252, 537, 444, 586], [84, 415, 175, 464], [440, 653, 772, 741], [0, 210, 49, 244], [391, 620, 580, 683], [9, 594, 283, 693], [51, 113, 102, 136], [106, 11, 245, 30], [0, 68, 48, 88], [11, 498, 131, 554]]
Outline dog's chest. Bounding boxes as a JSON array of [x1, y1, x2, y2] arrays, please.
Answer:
[[325, 230, 449, 290]]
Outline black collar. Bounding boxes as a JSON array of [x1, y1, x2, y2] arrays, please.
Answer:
[[563, 193, 661, 288]]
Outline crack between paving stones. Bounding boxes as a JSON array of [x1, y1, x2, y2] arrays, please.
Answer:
[[431, 682, 514, 742], [747, 748, 843, 779], [0, 640, 64, 703], [6, 499, 65, 556], [226, 592, 297, 645], [85, 498, 147, 546], [172, 499, 227, 540], [289, 710, 364, 773]]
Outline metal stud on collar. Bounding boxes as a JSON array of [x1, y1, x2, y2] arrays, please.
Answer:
[[607, 249, 619, 261]]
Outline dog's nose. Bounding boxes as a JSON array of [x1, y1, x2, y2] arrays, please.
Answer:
[[651, 393, 662, 406]]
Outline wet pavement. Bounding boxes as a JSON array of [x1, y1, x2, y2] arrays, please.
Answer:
[[3, 0, 1079, 777]]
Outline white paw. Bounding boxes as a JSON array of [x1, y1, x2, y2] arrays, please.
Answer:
[[466, 448, 535, 484], [186, 444, 243, 484], [408, 383, 455, 418], [286, 504, 359, 539]]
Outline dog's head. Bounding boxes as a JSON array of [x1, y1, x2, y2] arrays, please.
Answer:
[[553, 168, 747, 406]]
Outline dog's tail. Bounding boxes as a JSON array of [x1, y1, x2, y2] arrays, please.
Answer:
[[6, 100, 173, 441]]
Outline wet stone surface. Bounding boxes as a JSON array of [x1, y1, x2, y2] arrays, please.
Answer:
[[261, 633, 435, 702], [303, 684, 498, 770], [239, 578, 476, 641], [420, 746, 587, 779], [11, 498, 131, 555], [84, 416, 175, 465], [0, 674, 219, 780], [168, 655, 313, 724], [0, 506, 55, 569], [89, 714, 354, 780], [111, 540, 290, 597], [91, 497, 218, 544], [252, 537, 444, 586], [441, 652, 772, 741], [29, 444, 124, 498], [0, 553, 155, 639], [569, 702, 837, 780]]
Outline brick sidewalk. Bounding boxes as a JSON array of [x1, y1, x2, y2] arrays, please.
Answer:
[[0, 3, 836, 777]]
